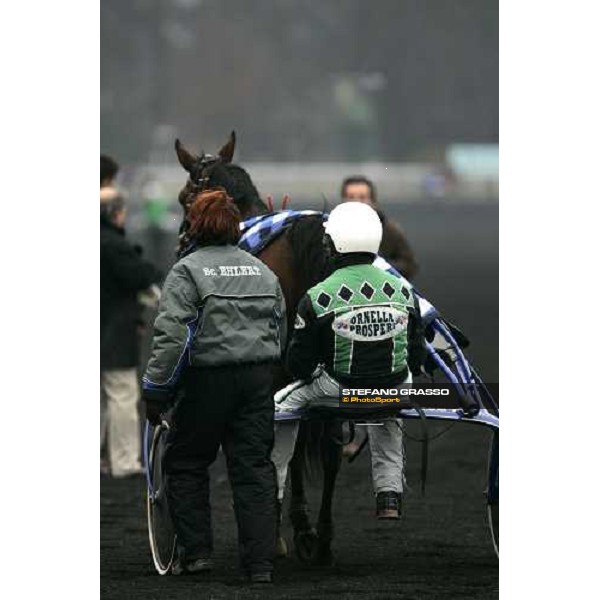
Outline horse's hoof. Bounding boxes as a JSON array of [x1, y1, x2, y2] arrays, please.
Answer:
[[294, 528, 318, 564], [275, 536, 288, 558]]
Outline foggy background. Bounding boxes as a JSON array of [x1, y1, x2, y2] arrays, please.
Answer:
[[101, 0, 498, 163], [100, 0, 499, 379]]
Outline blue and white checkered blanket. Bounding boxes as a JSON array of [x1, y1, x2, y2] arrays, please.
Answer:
[[239, 210, 323, 255]]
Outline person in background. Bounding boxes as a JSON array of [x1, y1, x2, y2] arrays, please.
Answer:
[[340, 175, 418, 281], [101, 154, 119, 188], [101, 188, 162, 477]]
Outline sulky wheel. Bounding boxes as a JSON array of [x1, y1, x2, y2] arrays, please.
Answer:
[[146, 422, 176, 575], [486, 429, 499, 558]]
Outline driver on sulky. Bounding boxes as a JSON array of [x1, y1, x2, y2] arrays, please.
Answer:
[[271, 202, 426, 521], [142, 187, 286, 584]]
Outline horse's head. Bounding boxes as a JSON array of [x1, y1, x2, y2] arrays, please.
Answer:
[[175, 131, 267, 221]]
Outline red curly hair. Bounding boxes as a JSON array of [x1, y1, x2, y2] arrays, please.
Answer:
[[186, 187, 241, 247]]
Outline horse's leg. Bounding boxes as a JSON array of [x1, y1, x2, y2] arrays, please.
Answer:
[[315, 421, 343, 566], [275, 500, 288, 558], [288, 423, 319, 562], [274, 422, 312, 559]]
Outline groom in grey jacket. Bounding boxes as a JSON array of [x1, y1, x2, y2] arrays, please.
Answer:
[[142, 188, 285, 583]]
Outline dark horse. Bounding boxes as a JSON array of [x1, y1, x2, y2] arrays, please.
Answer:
[[174, 132, 342, 565]]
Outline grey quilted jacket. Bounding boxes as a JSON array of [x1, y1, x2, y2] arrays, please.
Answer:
[[142, 244, 286, 400]]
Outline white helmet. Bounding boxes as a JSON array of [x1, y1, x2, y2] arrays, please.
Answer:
[[324, 202, 383, 254]]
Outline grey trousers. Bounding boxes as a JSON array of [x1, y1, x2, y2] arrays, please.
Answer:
[[271, 370, 407, 500], [100, 368, 143, 477]]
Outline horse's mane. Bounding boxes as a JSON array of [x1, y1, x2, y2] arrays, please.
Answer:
[[286, 214, 329, 289], [210, 163, 268, 217]]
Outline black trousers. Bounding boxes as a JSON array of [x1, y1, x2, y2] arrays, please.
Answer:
[[164, 363, 277, 574]]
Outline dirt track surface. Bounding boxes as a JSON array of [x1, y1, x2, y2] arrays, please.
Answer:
[[102, 203, 498, 599]]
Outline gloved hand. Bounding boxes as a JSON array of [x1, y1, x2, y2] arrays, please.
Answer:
[[142, 387, 173, 426], [462, 404, 480, 419], [144, 399, 166, 426]]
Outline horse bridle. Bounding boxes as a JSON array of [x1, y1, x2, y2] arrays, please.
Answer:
[[187, 153, 220, 195], [178, 153, 223, 256]]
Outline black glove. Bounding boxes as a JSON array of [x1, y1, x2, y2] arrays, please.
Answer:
[[142, 388, 173, 426], [462, 403, 480, 419], [144, 399, 166, 426], [424, 324, 436, 343]]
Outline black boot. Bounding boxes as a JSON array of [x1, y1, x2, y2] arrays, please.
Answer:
[[171, 557, 214, 575], [376, 491, 402, 520]]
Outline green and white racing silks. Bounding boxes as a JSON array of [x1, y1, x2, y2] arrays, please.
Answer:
[[307, 264, 416, 376]]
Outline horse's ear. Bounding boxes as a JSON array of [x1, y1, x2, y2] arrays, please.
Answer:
[[218, 131, 236, 164], [175, 138, 199, 173]]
